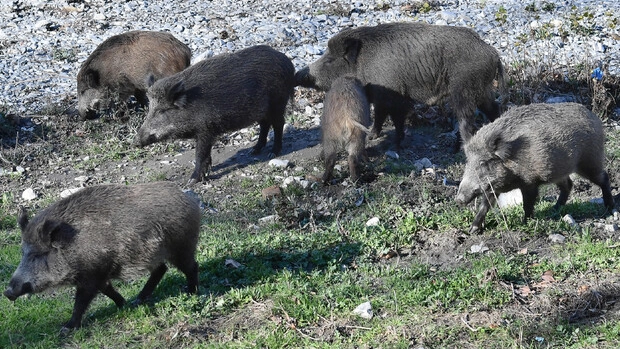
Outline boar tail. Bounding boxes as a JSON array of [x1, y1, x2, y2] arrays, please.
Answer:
[[348, 119, 371, 135]]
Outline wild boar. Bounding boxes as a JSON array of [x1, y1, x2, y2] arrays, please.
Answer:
[[4, 182, 201, 329], [456, 103, 614, 233], [321, 76, 370, 183], [77, 30, 191, 119], [296, 22, 504, 149], [135, 45, 295, 183]]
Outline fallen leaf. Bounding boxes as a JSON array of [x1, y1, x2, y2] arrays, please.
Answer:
[[578, 285, 591, 295], [517, 285, 534, 297], [381, 250, 398, 259], [541, 270, 555, 283], [517, 248, 528, 255]]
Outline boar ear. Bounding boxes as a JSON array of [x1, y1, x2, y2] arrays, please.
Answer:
[[84, 69, 100, 88], [17, 206, 29, 231], [167, 80, 188, 108], [487, 130, 524, 161], [145, 74, 156, 88], [41, 219, 75, 249], [343, 38, 361, 64], [487, 129, 510, 160]]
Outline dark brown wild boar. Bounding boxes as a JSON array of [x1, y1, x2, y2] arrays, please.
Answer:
[[456, 103, 614, 233], [321, 76, 370, 183], [4, 182, 201, 330], [77, 30, 191, 119], [134, 45, 295, 184], [296, 22, 504, 150]]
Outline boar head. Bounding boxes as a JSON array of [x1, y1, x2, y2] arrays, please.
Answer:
[[4, 208, 75, 301], [296, 34, 361, 91], [134, 75, 195, 147], [456, 129, 523, 205]]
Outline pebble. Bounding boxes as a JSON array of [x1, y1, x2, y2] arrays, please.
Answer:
[[548, 233, 566, 244], [258, 214, 278, 225], [60, 187, 82, 198], [268, 159, 290, 168], [352, 301, 373, 320], [366, 217, 380, 227], [21, 188, 37, 201]]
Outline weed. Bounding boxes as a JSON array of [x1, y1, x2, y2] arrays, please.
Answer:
[[495, 6, 507, 25]]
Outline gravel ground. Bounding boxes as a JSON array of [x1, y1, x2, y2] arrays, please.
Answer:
[[0, 0, 619, 116]]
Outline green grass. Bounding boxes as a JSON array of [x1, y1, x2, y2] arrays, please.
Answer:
[[2, 168, 619, 348]]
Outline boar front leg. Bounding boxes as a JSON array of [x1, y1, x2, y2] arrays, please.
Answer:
[[64, 284, 100, 329], [100, 281, 126, 308], [471, 195, 496, 234], [190, 137, 213, 183], [520, 185, 540, 222], [136, 264, 168, 303], [369, 104, 388, 141]]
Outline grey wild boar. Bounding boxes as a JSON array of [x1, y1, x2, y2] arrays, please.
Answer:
[[296, 22, 504, 149], [456, 103, 614, 233], [321, 76, 371, 183], [135, 45, 295, 183], [4, 182, 201, 329], [77, 30, 191, 119]]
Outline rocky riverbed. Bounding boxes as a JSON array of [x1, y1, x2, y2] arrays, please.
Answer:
[[0, 0, 619, 115]]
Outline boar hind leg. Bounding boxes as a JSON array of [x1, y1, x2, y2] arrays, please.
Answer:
[[581, 169, 615, 210], [322, 147, 338, 184], [452, 90, 478, 143], [136, 264, 168, 303], [252, 119, 271, 155], [347, 154, 361, 182], [390, 112, 406, 151], [64, 285, 100, 329], [554, 177, 573, 209], [270, 115, 285, 156], [171, 257, 199, 294], [521, 185, 540, 221]]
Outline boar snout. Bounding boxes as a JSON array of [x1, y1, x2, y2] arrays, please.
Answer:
[[78, 108, 97, 120], [4, 279, 33, 301], [295, 67, 315, 88], [455, 184, 478, 206], [134, 129, 156, 147]]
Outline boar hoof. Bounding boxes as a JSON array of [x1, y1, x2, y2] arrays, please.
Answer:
[[469, 225, 482, 234]]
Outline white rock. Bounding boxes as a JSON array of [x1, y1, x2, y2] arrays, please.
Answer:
[[385, 150, 399, 159], [258, 214, 278, 225], [366, 217, 380, 227], [562, 214, 577, 226], [21, 188, 37, 201], [470, 242, 489, 254], [548, 233, 566, 244], [60, 187, 83, 198], [268, 159, 289, 168], [497, 189, 523, 208], [605, 223, 618, 232], [414, 158, 433, 171], [352, 301, 373, 319], [74, 175, 89, 182], [589, 197, 604, 205]]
